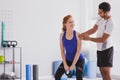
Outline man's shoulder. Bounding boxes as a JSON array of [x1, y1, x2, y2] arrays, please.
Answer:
[[107, 17, 114, 26]]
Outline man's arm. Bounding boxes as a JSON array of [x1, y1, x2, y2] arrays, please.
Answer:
[[87, 33, 110, 43], [82, 24, 98, 35]]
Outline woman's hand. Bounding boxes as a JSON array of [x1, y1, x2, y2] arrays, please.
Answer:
[[69, 65, 74, 71], [64, 64, 69, 71]]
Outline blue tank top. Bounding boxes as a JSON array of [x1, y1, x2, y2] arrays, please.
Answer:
[[62, 30, 84, 61]]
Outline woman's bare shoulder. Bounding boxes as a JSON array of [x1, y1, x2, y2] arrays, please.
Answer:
[[76, 31, 81, 37], [60, 32, 64, 38]]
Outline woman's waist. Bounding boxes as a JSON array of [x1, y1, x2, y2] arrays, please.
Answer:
[[66, 53, 84, 59]]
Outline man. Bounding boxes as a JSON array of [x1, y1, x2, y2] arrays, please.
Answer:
[[81, 2, 114, 80]]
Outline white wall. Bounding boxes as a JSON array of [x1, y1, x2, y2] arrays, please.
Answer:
[[0, 0, 85, 79], [108, 0, 120, 76]]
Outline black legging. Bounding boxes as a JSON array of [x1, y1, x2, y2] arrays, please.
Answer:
[[55, 59, 85, 80]]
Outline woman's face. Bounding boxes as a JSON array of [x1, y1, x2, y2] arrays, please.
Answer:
[[65, 17, 74, 31]]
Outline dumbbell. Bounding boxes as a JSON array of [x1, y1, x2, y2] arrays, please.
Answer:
[[65, 70, 74, 78]]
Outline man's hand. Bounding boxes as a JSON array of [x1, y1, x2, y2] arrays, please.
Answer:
[[79, 34, 84, 40], [83, 33, 90, 40], [79, 33, 90, 40], [79, 33, 87, 40]]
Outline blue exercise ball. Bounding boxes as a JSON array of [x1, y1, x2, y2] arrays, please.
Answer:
[[83, 57, 88, 76]]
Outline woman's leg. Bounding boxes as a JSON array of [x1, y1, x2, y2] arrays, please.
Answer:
[[55, 62, 65, 80], [76, 59, 85, 80], [55, 60, 72, 80]]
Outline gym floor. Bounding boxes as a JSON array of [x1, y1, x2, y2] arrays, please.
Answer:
[[43, 78, 118, 80]]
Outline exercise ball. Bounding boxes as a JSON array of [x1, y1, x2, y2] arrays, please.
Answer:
[[53, 60, 62, 75], [83, 57, 88, 77], [88, 61, 97, 78], [61, 78, 67, 80], [0, 56, 4, 63]]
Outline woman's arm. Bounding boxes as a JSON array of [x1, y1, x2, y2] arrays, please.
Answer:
[[60, 33, 69, 71], [70, 32, 82, 70]]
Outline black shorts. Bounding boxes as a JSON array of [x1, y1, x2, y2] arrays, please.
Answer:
[[97, 47, 114, 67]]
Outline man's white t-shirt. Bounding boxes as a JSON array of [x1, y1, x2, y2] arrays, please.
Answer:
[[96, 17, 114, 51]]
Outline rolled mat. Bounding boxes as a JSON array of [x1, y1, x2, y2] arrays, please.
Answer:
[[33, 65, 39, 80], [26, 64, 31, 80]]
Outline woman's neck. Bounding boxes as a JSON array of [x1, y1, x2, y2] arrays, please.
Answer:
[[66, 30, 73, 35]]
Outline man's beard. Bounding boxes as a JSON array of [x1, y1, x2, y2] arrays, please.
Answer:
[[99, 15, 105, 19]]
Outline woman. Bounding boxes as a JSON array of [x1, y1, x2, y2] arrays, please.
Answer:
[[55, 15, 85, 80]]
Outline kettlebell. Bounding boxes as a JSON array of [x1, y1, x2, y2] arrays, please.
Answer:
[[11, 41, 17, 47], [65, 70, 73, 78], [7, 41, 11, 47]]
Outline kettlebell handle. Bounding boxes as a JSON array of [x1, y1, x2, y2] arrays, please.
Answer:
[[65, 70, 73, 78]]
